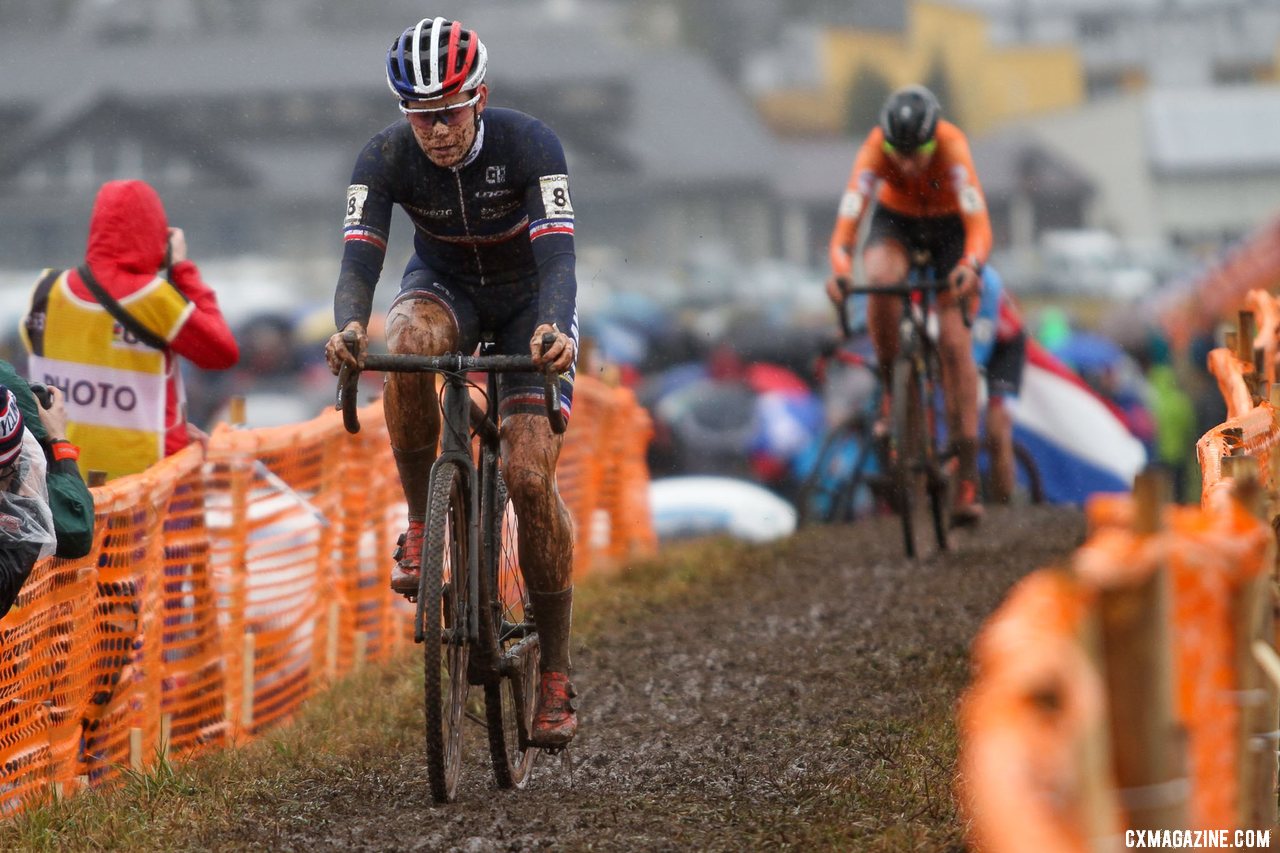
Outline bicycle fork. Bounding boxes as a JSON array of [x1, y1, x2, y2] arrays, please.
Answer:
[[413, 377, 481, 647]]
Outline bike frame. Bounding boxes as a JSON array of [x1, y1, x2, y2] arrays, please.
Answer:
[[335, 339, 565, 648]]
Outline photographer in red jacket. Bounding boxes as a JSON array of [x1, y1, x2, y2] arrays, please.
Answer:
[[22, 180, 238, 480]]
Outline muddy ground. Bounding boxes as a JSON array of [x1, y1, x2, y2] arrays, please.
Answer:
[[201, 505, 1085, 852]]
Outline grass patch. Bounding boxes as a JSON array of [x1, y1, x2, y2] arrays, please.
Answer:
[[0, 538, 756, 850], [0, 654, 425, 851]]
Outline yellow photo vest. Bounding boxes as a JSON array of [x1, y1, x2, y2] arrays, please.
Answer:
[[23, 269, 194, 481]]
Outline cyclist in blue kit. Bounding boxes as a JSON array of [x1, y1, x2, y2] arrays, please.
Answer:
[[324, 17, 579, 748]]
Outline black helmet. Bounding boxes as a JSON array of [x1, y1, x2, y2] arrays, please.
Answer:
[[879, 85, 941, 153]]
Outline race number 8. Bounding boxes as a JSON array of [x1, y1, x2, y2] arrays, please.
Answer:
[[539, 175, 574, 217]]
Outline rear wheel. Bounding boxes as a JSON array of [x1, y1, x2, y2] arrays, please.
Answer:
[[422, 465, 470, 803], [796, 423, 867, 526], [1014, 441, 1044, 505], [481, 470, 540, 787]]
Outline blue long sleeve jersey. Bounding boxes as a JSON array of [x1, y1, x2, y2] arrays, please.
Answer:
[[334, 108, 577, 334]]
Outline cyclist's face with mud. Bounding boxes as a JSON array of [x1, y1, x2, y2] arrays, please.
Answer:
[[404, 85, 488, 168]]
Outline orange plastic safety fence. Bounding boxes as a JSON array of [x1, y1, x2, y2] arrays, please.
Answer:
[[0, 374, 652, 813], [1198, 403, 1280, 509], [964, 486, 1276, 845], [1207, 348, 1255, 422], [959, 569, 1117, 853]]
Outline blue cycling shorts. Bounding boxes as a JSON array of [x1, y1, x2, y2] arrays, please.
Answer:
[[392, 255, 576, 420]]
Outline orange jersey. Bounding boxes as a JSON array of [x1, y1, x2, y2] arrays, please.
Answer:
[[828, 120, 992, 278]]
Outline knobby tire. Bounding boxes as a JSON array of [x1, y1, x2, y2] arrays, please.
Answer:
[[890, 358, 923, 558], [423, 465, 470, 803], [480, 469, 540, 788], [923, 348, 950, 552]]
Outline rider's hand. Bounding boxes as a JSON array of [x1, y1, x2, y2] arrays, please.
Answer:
[[825, 275, 850, 306], [947, 263, 981, 299], [531, 323, 575, 373], [35, 385, 69, 442], [325, 321, 367, 376]]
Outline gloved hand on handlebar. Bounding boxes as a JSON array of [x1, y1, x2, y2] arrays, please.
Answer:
[[531, 323, 575, 374], [824, 275, 850, 306], [947, 263, 981, 300], [325, 321, 367, 375]]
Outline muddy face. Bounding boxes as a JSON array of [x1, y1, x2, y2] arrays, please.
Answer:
[[403, 85, 488, 168]]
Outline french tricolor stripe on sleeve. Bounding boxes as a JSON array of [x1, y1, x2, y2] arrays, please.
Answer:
[[344, 225, 388, 251], [529, 217, 574, 241]]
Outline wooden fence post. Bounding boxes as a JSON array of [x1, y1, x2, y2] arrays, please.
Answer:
[[1223, 456, 1279, 828], [1097, 469, 1186, 829]]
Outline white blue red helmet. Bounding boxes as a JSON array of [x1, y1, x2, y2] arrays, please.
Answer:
[[386, 18, 488, 102]]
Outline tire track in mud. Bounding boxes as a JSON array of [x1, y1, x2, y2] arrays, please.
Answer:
[[211, 504, 1085, 852]]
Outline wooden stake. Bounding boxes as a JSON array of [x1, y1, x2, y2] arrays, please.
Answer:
[[160, 713, 172, 759], [129, 728, 143, 771], [242, 633, 255, 731], [1239, 310, 1258, 364], [326, 601, 340, 679], [1227, 465, 1278, 828], [1095, 477, 1185, 829], [1077, 604, 1124, 842], [229, 396, 246, 426], [1133, 468, 1170, 535], [354, 631, 368, 672]]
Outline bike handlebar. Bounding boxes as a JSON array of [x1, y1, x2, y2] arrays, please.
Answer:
[[841, 279, 955, 296], [335, 331, 567, 436], [836, 277, 973, 334]]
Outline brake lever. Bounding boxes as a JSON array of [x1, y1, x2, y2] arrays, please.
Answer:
[[540, 331, 567, 435], [336, 330, 362, 434]]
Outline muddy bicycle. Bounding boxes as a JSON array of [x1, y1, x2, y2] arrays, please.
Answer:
[[845, 269, 955, 559], [337, 331, 566, 803]]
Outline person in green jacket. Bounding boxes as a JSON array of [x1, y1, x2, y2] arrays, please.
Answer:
[[1146, 361, 1197, 504], [0, 361, 93, 558]]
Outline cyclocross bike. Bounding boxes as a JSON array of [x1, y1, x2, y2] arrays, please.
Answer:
[[845, 256, 954, 559], [337, 331, 566, 803], [795, 341, 884, 527], [795, 338, 1044, 529]]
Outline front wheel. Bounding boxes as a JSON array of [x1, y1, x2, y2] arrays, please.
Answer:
[[889, 357, 924, 558], [796, 422, 869, 526], [422, 464, 471, 803]]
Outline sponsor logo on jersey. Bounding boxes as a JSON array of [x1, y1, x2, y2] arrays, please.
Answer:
[[486, 165, 506, 184], [405, 204, 454, 219], [481, 202, 521, 219]]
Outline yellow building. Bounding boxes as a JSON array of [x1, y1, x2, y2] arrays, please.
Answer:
[[757, 0, 1084, 137]]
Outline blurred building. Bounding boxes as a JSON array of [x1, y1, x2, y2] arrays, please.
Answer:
[[1004, 85, 1280, 251], [744, 0, 1085, 137], [0, 0, 777, 278], [982, 0, 1280, 95]]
